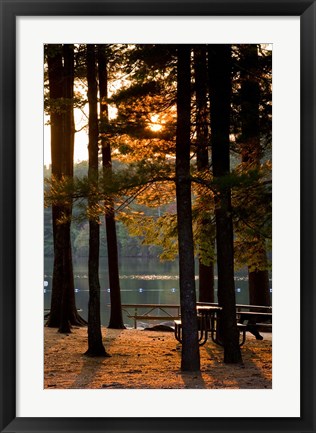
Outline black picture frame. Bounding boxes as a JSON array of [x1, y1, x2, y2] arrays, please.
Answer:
[[0, 1, 315, 432]]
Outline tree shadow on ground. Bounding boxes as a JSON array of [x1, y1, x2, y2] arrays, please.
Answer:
[[179, 371, 208, 389], [202, 337, 272, 389], [70, 329, 126, 389]]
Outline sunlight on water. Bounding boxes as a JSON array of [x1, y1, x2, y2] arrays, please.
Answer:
[[120, 274, 179, 280], [44, 257, 271, 326], [67, 274, 262, 281]]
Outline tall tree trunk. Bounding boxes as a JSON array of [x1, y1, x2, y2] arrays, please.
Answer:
[[98, 44, 125, 329], [194, 45, 215, 303], [240, 44, 271, 308], [85, 44, 109, 357], [249, 268, 271, 306], [46, 44, 86, 330], [58, 44, 76, 333], [47, 45, 64, 327], [209, 44, 242, 364], [176, 45, 200, 372], [198, 263, 215, 303]]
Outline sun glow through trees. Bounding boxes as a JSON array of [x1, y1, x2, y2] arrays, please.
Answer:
[[148, 114, 163, 132]]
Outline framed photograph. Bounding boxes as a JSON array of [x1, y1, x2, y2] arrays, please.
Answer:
[[0, 1, 315, 432]]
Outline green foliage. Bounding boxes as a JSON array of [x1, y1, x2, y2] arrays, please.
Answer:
[[192, 210, 216, 266], [232, 161, 272, 270], [119, 211, 178, 261], [44, 96, 83, 117], [110, 81, 163, 104], [44, 207, 54, 256]]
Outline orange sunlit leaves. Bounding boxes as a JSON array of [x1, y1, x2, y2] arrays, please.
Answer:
[[134, 181, 176, 208], [112, 135, 175, 163]]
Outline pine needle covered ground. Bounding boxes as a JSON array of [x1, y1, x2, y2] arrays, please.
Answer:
[[44, 326, 272, 389]]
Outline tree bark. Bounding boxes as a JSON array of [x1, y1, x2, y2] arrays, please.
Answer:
[[176, 45, 200, 372], [46, 44, 86, 330], [240, 44, 271, 308], [209, 44, 242, 363], [198, 262, 215, 303], [85, 44, 109, 357], [193, 46, 215, 303], [98, 44, 125, 329], [249, 268, 271, 306], [47, 45, 64, 327]]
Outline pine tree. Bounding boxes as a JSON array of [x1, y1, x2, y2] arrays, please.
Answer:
[[193, 45, 215, 303], [208, 44, 242, 364], [46, 44, 86, 331], [239, 44, 271, 307], [85, 44, 109, 357], [98, 44, 125, 329], [176, 45, 200, 372]]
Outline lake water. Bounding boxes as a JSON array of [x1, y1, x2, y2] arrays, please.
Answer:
[[44, 257, 269, 327]]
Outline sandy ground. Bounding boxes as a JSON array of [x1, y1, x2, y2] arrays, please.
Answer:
[[44, 325, 272, 389]]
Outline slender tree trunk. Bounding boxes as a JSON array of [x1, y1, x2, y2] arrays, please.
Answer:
[[59, 222, 72, 333], [194, 46, 215, 303], [98, 44, 125, 329], [198, 263, 214, 303], [49, 208, 63, 327], [176, 45, 200, 372], [249, 268, 271, 306], [240, 44, 271, 308], [58, 44, 76, 333], [46, 44, 86, 330], [47, 45, 64, 327], [85, 44, 109, 357], [209, 44, 242, 364]]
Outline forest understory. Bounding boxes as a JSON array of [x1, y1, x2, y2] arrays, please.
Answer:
[[44, 326, 272, 389]]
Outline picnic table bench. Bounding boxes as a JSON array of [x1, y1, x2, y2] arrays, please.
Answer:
[[121, 304, 181, 329], [198, 302, 272, 338], [236, 310, 272, 340], [175, 303, 272, 346], [174, 307, 247, 347]]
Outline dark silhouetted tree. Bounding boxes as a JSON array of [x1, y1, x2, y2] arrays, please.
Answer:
[[239, 44, 271, 307], [176, 45, 200, 372], [46, 44, 86, 331], [85, 44, 109, 357], [98, 44, 125, 329], [208, 44, 242, 364], [193, 45, 215, 303]]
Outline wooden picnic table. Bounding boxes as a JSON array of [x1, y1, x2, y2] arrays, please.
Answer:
[[196, 305, 222, 346], [174, 304, 272, 346], [175, 305, 247, 347], [174, 305, 221, 346], [236, 311, 272, 317], [197, 305, 250, 346], [237, 310, 272, 340], [174, 306, 219, 346], [120, 303, 181, 329]]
